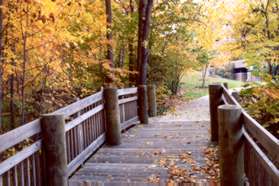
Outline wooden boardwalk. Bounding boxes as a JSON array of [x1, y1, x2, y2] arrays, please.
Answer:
[[69, 97, 213, 185]]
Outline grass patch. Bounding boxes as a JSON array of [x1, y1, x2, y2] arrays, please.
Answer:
[[181, 71, 244, 100]]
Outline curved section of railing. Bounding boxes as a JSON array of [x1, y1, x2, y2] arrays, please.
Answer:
[[0, 87, 141, 186], [219, 84, 279, 185]]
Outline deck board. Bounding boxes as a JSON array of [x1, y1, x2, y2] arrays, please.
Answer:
[[69, 120, 211, 185]]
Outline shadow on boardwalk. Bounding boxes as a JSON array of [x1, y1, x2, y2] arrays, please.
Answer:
[[69, 96, 219, 186]]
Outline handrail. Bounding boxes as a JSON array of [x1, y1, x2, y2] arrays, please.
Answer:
[[243, 129, 279, 181], [53, 90, 103, 117], [219, 84, 279, 184], [221, 85, 279, 163], [0, 86, 144, 186]]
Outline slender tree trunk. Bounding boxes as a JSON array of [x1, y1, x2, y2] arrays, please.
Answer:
[[105, 0, 113, 65], [137, 0, 153, 85], [21, 5, 29, 125], [105, 0, 114, 85], [263, 0, 274, 76], [21, 33, 27, 125], [202, 64, 209, 88], [128, 0, 136, 85], [9, 72, 15, 128], [118, 46, 125, 68], [0, 0, 4, 131], [128, 42, 135, 84], [9, 44, 16, 128]]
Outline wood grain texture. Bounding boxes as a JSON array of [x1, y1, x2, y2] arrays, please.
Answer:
[[69, 120, 210, 185]]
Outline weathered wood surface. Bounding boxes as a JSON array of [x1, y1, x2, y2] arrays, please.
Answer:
[[69, 120, 210, 185], [0, 87, 139, 186], [219, 85, 279, 185]]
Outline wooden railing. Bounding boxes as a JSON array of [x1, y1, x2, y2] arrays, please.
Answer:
[[209, 83, 279, 186], [0, 85, 156, 186]]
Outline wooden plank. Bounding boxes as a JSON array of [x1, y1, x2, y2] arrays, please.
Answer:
[[243, 129, 279, 183], [0, 120, 41, 153], [221, 85, 241, 107], [65, 104, 104, 132], [121, 116, 139, 131], [31, 155, 37, 186], [221, 84, 279, 163], [53, 90, 103, 117], [19, 162, 24, 186], [13, 166, 18, 186], [117, 88, 137, 97], [0, 141, 41, 175], [67, 134, 105, 176], [25, 158, 31, 186], [221, 95, 229, 105], [118, 96, 138, 105], [243, 111, 279, 163]]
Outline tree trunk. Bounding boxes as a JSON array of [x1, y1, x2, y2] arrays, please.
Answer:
[[128, 42, 136, 84], [128, 0, 136, 85], [0, 0, 4, 130], [105, 0, 114, 85], [21, 5, 30, 125], [118, 46, 125, 68], [137, 0, 153, 85], [9, 44, 16, 128], [202, 64, 209, 88], [21, 33, 27, 125]]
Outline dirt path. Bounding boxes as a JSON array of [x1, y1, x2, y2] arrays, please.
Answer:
[[151, 96, 210, 122]]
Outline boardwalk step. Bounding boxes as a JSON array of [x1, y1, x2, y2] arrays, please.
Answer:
[[70, 115, 212, 185], [141, 121, 209, 127], [70, 163, 169, 185], [89, 153, 205, 164]]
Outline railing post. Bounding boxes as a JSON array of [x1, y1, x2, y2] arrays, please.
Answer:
[[138, 85, 148, 124], [218, 105, 244, 186], [104, 87, 121, 145], [41, 114, 67, 186], [147, 84, 157, 117], [209, 83, 223, 142]]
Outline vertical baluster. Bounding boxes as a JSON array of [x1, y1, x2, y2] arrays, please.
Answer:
[[35, 153, 41, 186], [68, 130, 72, 161], [94, 112, 98, 139], [99, 110, 103, 134], [122, 104, 126, 123], [12, 165, 19, 186], [78, 124, 84, 153], [19, 162, 25, 186], [74, 127, 78, 157], [96, 112, 99, 138], [31, 154, 37, 186], [71, 129, 75, 161], [89, 116, 93, 143], [82, 121, 87, 148], [92, 113, 96, 140], [85, 119, 89, 147], [66, 133, 70, 163], [99, 111, 102, 134], [76, 108, 84, 154], [6, 171, 11, 186], [25, 158, 31, 186]]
